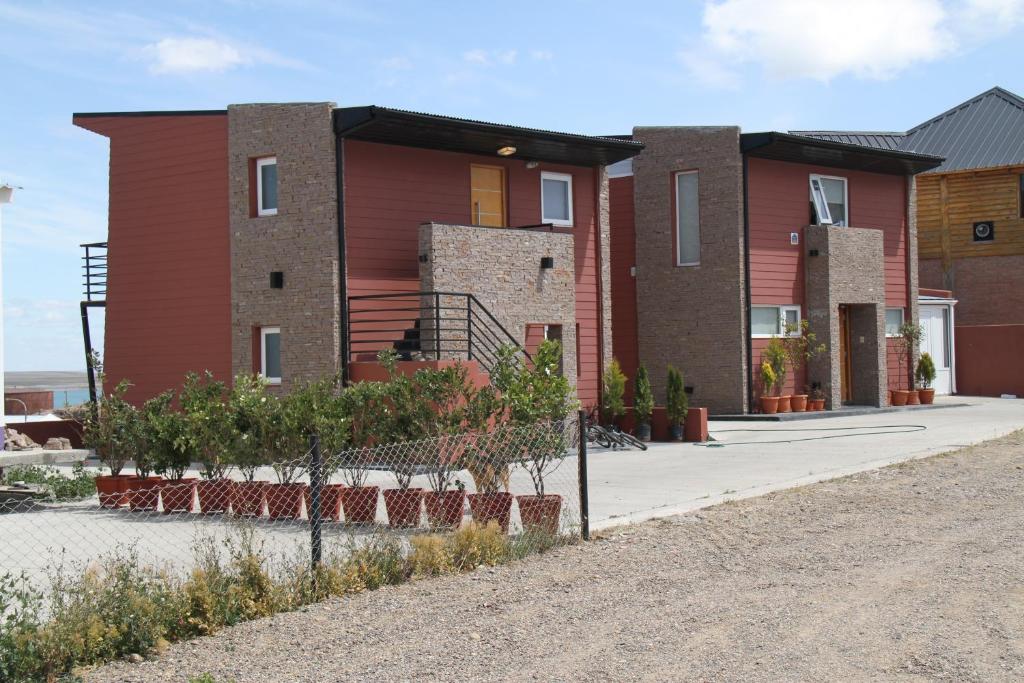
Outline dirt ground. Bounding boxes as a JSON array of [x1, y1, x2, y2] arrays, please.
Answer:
[[87, 431, 1024, 682]]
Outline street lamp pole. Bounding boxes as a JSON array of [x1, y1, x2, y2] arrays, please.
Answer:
[[0, 184, 15, 449]]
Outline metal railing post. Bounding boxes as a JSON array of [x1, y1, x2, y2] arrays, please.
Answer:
[[466, 297, 473, 362], [577, 409, 590, 541], [309, 433, 323, 570], [434, 292, 442, 360]]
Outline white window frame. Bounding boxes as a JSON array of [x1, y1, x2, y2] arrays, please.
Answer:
[[751, 305, 802, 339], [540, 171, 574, 227], [674, 170, 701, 267], [885, 307, 905, 337], [809, 174, 848, 227], [256, 156, 278, 217], [260, 326, 281, 385]]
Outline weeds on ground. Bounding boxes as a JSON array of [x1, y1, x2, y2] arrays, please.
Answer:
[[0, 464, 97, 502]]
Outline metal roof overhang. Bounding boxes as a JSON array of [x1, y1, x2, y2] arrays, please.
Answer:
[[334, 106, 644, 167], [741, 132, 944, 175]]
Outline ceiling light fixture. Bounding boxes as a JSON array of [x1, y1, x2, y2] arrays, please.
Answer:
[[497, 145, 517, 157]]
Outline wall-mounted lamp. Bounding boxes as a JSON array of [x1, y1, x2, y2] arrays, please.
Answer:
[[684, 386, 694, 395], [270, 271, 284, 289], [540, 256, 554, 269], [496, 145, 517, 157], [525, 160, 539, 169], [808, 249, 820, 257], [418, 253, 429, 263]]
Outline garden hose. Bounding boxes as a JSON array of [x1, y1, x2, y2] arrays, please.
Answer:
[[695, 424, 927, 447]]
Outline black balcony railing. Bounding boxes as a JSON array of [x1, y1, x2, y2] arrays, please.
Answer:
[[345, 291, 528, 375], [81, 242, 107, 302]]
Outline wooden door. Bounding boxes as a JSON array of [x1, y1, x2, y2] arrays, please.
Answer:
[[470, 165, 507, 227], [839, 306, 852, 403]]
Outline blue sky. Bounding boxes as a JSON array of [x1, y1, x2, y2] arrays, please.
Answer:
[[1, 0, 1022, 371]]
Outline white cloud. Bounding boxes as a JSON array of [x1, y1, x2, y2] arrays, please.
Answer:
[[530, 49, 554, 61], [379, 56, 412, 70], [462, 49, 490, 65], [681, 0, 1024, 87], [145, 37, 246, 74], [461, 48, 518, 66]]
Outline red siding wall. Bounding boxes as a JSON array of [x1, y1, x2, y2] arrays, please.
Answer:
[[343, 140, 602, 407], [609, 176, 638, 401], [74, 115, 231, 405], [746, 158, 909, 396]]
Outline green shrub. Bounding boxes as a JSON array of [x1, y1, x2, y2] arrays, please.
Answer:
[[915, 352, 936, 389], [666, 365, 688, 426], [762, 337, 788, 395], [81, 379, 138, 476], [600, 359, 626, 424], [633, 365, 654, 426], [0, 464, 96, 501]]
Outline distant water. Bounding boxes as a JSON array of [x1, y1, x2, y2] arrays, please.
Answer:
[[52, 388, 92, 408]]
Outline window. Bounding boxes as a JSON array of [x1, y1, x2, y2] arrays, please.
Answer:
[[543, 324, 564, 375], [260, 327, 281, 384], [809, 174, 848, 227], [885, 308, 904, 337], [751, 305, 801, 338], [256, 157, 278, 217], [541, 172, 573, 226], [675, 170, 700, 266]]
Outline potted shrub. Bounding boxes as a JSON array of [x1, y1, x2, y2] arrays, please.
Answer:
[[266, 387, 311, 520], [600, 358, 626, 427], [227, 375, 273, 517], [337, 379, 387, 525], [894, 321, 923, 406], [764, 337, 789, 412], [666, 365, 687, 440], [126, 392, 172, 512], [301, 380, 350, 523], [83, 379, 136, 508], [633, 365, 654, 442], [759, 361, 779, 414], [783, 320, 825, 412], [145, 393, 197, 514], [916, 353, 937, 405], [808, 385, 827, 411], [463, 427, 515, 532], [180, 372, 236, 514]]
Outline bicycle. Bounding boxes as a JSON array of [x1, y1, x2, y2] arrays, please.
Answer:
[[584, 407, 648, 451]]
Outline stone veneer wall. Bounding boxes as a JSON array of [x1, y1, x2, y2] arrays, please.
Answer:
[[228, 103, 340, 390], [596, 166, 613, 376], [906, 175, 920, 378], [632, 127, 748, 414], [805, 225, 887, 408], [419, 223, 577, 386]]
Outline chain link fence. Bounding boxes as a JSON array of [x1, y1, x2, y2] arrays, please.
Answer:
[[0, 415, 587, 591]]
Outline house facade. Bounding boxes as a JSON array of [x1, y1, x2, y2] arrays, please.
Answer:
[[74, 104, 642, 407], [609, 127, 942, 414]]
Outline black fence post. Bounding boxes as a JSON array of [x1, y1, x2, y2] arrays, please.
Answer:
[[309, 433, 323, 570], [577, 409, 590, 541]]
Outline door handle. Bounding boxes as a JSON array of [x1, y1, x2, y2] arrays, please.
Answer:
[[474, 201, 481, 225]]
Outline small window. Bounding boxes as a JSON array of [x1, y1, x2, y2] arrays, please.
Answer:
[[257, 157, 278, 217], [809, 174, 847, 227], [885, 308, 904, 337], [261, 326, 281, 384], [541, 172, 573, 226], [751, 305, 801, 338], [543, 324, 564, 375], [675, 170, 700, 266]]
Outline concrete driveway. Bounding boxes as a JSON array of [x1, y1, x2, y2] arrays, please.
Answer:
[[587, 396, 1024, 530]]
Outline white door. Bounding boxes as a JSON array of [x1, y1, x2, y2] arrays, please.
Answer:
[[920, 306, 952, 394]]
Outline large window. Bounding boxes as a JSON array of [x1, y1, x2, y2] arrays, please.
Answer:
[[885, 308, 904, 337], [541, 172, 573, 226], [809, 174, 848, 226], [751, 305, 801, 338], [257, 156, 278, 217], [260, 326, 281, 384], [675, 170, 700, 266]]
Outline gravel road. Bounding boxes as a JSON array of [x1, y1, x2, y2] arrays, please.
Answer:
[[86, 431, 1024, 682]]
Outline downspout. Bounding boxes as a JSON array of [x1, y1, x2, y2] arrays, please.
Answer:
[[334, 130, 349, 383], [742, 153, 753, 414]]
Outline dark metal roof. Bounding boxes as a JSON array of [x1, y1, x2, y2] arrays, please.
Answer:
[[334, 106, 644, 167], [789, 131, 905, 151], [740, 132, 944, 175]]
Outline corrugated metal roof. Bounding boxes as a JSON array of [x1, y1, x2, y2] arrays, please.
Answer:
[[790, 131, 905, 151]]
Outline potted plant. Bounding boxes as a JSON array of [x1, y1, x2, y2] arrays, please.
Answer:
[[140, 392, 196, 514], [759, 361, 779, 414], [180, 372, 236, 514], [808, 385, 827, 411], [783, 320, 825, 412], [916, 352, 937, 405], [301, 380, 350, 523], [337, 378, 387, 525], [633, 365, 654, 442], [462, 427, 515, 532], [266, 386, 310, 520], [763, 337, 789, 412], [227, 375, 273, 517], [83, 379, 136, 508], [894, 321, 923, 406], [666, 365, 687, 440], [126, 392, 172, 512], [600, 358, 626, 427]]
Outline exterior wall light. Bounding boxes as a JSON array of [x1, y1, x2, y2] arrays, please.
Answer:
[[540, 256, 554, 269], [497, 146, 517, 157], [525, 160, 539, 169]]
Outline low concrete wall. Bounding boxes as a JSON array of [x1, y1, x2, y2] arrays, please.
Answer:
[[955, 325, 1024, 397]]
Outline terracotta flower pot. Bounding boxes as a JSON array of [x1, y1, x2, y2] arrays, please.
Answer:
[[196, 479, 234, 514], [777, 395, 792, 413], [919, 388, 936, 405], [234, 480, 269, 517], [906, 389, 921, 405], [517, 494, 562, 534], [341, 486, 380, 525], [95, 474, 133, 508], [759, 396, 780, 414], [809, 398, 826, 411], [305, 484, 346, 522], [383, 488, 424, 528], [891, 390, 909, 407], [467, 492, 514, 532], [160, 478, 197, 514], [267, 483, 308, 520], [790, 394, 808, 412], [126, 476, 162, 511], [424, 489, 466, 529]]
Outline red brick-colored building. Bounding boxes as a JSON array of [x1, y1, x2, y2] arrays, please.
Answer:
[[74, 104, 642, 407], [608, 128, 942, 414]]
